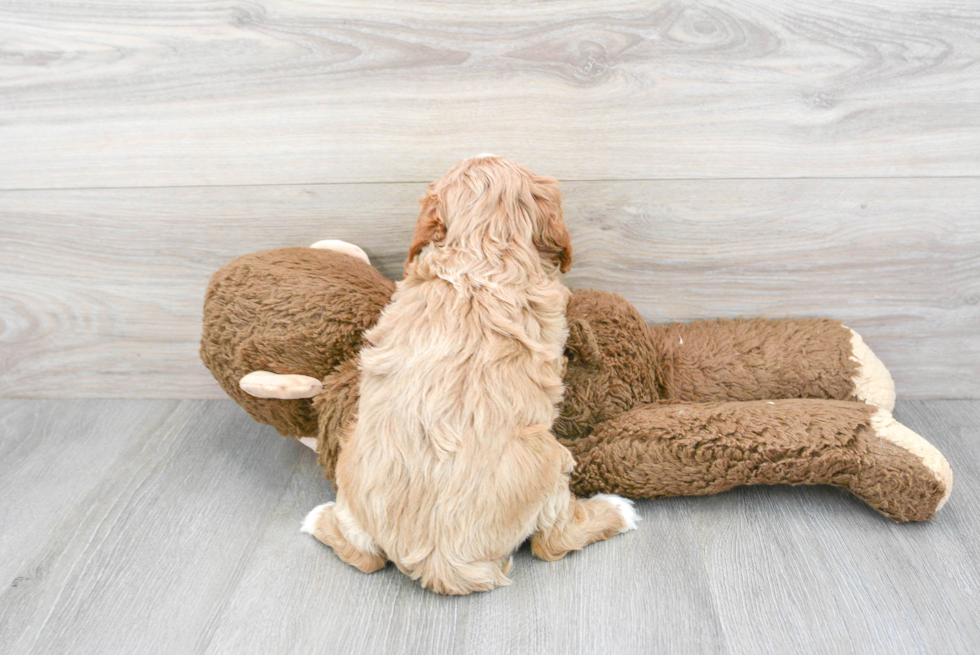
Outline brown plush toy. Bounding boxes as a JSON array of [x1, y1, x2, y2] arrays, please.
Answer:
[[201, 243, 952, 523]]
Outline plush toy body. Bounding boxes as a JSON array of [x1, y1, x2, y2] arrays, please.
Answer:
[[201, 246, 952, 522]]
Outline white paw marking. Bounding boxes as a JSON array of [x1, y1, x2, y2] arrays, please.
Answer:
[[298, 437, 319, 452], [301, 502, 335, 535], [309, 240, 371, 265], [593, 494, 640, 533], [870, 409, 953, 510], [333, 504, 383, 556], [846, 328, 896, 412], [239, 371, 323, 399]]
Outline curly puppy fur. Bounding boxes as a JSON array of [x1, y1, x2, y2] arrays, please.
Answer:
[[304, 157, 633, 594]]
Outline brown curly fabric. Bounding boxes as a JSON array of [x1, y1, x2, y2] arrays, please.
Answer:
[[651, 317, 860, 403], [200, 247, 947, 522], [562, 399, 943, 522], [201, 248, 393, 437]]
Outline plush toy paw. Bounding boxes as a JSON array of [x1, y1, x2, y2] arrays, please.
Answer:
[[239, 371, 323, 399], [847, 328, 897, 411], [592, 494, 641, 533], [309, 239, 371, 265], [870, 408, 953, 510]]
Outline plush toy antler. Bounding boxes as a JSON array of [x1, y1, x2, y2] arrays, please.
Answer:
[[201, 245, 952, 522]]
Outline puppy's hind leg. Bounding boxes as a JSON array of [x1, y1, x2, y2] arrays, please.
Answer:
[[531, 486, 640, 562], [301, 499, 386, 573]]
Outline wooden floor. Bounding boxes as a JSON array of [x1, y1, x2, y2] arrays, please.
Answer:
[[1, 398, 977, 654]]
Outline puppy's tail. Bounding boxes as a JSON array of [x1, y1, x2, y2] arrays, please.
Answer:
[[411, 553, 513, 596]]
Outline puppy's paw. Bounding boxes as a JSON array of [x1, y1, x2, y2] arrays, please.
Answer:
[[309, 240, 371, 265], [592, 494, 640, 533], [301, 502, 335, 536]]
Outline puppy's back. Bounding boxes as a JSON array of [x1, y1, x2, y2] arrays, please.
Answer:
[[337, 277, 569, 594]]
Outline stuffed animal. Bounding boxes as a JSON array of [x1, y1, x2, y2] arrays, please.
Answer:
[[200, 242, 952, 522]]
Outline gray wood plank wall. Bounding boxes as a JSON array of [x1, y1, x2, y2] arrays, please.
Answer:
[[0, 1, 978, 399]]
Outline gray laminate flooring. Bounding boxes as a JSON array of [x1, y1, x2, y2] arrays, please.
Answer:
[[1, 399, 977, 654]]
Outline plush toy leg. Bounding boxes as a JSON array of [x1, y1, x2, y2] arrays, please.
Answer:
[[530, 487, 638, 562], [564, 399, 951, 522], [309, 239, 371, 265], [650, 318, 895, 409], [301, 499, 386, 573]]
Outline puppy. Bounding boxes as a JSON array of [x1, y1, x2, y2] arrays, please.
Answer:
[[303, 155, 638, 594]]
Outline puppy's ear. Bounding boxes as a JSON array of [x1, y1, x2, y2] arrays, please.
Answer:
[[532, 176, 572, 273], [407, 189, 447, 268]]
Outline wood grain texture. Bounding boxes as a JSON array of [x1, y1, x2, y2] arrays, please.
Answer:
[[0, 399, 977, 654], [0, 399, 168, 592], [0, 0, 978, 189], [0, 400, 301, 654], [1, 178, 977, 398], [203, 452, 727, 655], [690, 407, 980, 652]]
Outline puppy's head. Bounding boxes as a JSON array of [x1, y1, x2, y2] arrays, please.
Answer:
[[407, 155, 572, 274]]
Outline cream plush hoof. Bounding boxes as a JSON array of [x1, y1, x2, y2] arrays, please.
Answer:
[[239, 371, 323, 399], [309, 240, 371, 265], [846, 328, 896, 412], [298, 437, 319, 452]]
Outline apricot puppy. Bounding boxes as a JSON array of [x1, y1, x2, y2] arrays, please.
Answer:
[[303, 155, 638, 594]]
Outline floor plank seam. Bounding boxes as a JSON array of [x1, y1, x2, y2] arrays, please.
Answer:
[[24, 401, 183, 653], [690, 510, 736, 655], [197, 453, 307, 655]]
